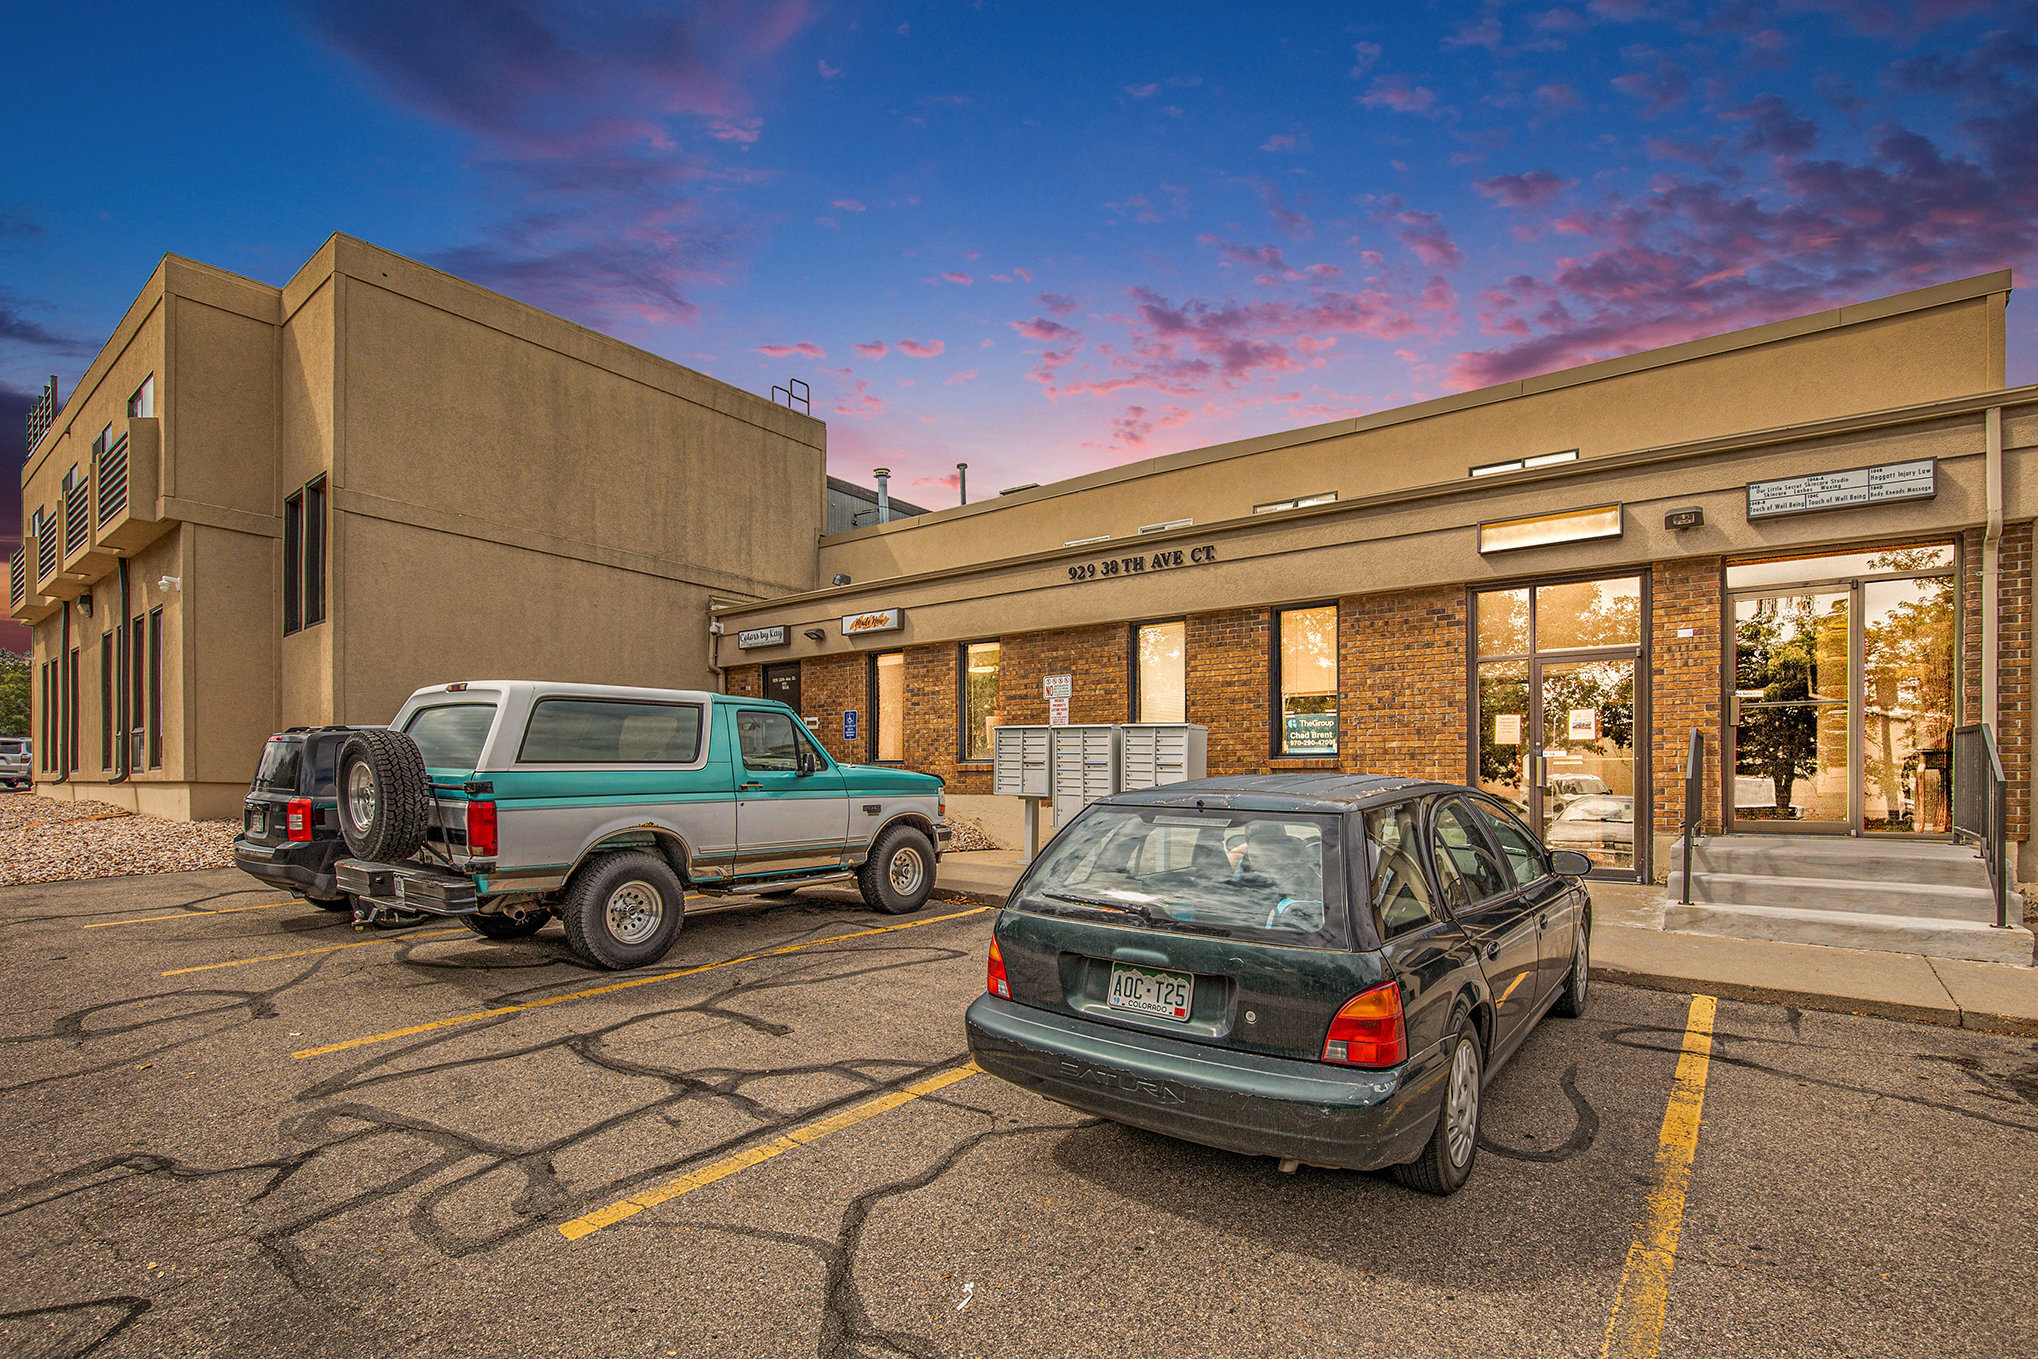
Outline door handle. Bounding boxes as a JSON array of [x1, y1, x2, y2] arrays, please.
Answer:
[[739, 782, 763, 791], [1537, 912, 1550, 930], [1481, 940, 1500, 961]]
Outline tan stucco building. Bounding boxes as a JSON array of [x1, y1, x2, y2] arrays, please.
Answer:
[[10, 235, 824, 818]]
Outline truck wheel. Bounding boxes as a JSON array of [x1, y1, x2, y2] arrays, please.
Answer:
[[858, 824, 936, 915], [561, 852, 685, 969], [463, 909, 548, 939], [335, 729, 431, 861]]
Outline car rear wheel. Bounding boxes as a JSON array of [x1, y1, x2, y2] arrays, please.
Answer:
[[463, 909, 549, 939], [1552, 915, 1590, 1018], [335, 729, 431, 862], [561, 852, 685, 969], [1394, 1015, 1482, 1196], [858, 824, 936, 915]]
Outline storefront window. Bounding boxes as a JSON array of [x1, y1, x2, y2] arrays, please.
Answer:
[[961, 641, 1000, 760], [1134, 620, 1186, 723], [871, 652, 905, 762], [1276, 604, 1338, 755]]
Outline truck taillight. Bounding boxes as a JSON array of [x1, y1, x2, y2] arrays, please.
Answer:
[[986, 937, 1009, 999], [1322, 982, 1407, 1067], [466, 800, 498, 857], [286, 797, 313, 842]]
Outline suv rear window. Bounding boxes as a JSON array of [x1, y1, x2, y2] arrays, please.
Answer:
[[403, 703, 497, 769], [1010, 805, 1349, 949], [0, 739, 26, 755], [253, 739, 304, 793], [518, 699, 702, 763]]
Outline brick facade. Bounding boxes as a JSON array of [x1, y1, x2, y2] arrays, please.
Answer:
[[1962, 523, 2032, 840], [724, 665, 761, 698], [1652, 557, 1725, 839], [1341, 587, 1468, 783], [1185, 607, 1273, 774]]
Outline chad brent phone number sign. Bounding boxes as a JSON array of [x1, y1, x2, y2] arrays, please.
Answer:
[[1066, 544, 1218, 583]]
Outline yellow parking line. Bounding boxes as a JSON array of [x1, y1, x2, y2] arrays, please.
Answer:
[[558, 1062, 981, 1241], [88, 902, 290, 928], [292, 905, 994, 1060], [162, 928, 471, 975], [1599, 993, 1718, 1359]]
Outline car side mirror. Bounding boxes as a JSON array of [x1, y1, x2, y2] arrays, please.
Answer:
[[1548, 849, 1593, 877], [796, 747, 816, 777]]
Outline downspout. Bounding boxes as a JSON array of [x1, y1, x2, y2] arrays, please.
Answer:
[[110, 557, 130, 783], [1983, 406, 2003, 733], [54, 602, 69, 783], [707, 608, 726, 695]]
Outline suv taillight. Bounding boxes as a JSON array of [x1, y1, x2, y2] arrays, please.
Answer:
[[986, 937, 1009, 999], [286, 797, 314, 842], [467, 800, 498, 857], [1322, 982, 1407, 1067]]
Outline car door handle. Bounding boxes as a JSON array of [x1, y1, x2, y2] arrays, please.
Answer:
[[1481, 940, 1500, 961], [1537, 912, 1550, 930], [739, 782, 763, 791]]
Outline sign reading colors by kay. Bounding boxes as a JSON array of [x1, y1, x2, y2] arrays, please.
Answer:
[[841, 608, 902, 636], [736, 625, 788, 650], [1746, 458, 1935, 521]]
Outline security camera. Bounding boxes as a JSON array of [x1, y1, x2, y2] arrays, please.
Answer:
[[158, 575, 181, 592], [832, 573, 852, 586], [708, 621, 724, 635]]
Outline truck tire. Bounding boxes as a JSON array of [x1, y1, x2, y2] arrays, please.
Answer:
[[561, 852, 685, 969], [858, 824, 936, 915], [335, 729, 431, 862]]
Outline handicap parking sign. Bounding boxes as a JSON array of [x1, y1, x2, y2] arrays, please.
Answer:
[[843, 709, 858, 741]]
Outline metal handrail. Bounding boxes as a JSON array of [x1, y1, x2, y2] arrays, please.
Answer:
[[1679, 728, 1703, 906], [1952, 724, 2010, 929]]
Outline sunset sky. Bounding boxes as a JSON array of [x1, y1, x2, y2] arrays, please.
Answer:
[[5, 1, 2037, 651]]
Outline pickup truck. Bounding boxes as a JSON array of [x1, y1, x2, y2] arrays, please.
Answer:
[[329, 681, 951, 969]]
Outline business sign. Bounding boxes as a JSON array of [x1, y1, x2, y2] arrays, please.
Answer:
[[1065, 544, 1218, 584], [1746, 458, 1935, 521], [1048, 695, 1071, 726], [736, 625, 788, 650], [1283, 712, 1338, 755], [841, 608, 902, 636], [1043, 674, 1072, 700], [843, 709, 859, 741]]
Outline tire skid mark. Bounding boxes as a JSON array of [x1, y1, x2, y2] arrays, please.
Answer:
[[1478, 1062, 1600, 1163], [0, 1294, 153, 1359]]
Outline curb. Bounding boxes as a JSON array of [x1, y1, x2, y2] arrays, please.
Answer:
[[1592, 965, 2038, 1037]]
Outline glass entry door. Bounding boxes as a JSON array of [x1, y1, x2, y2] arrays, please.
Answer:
[[1728, 547, 1956, 835], [1475, 577, 1643, 877]]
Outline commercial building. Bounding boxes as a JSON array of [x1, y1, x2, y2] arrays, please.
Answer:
[[713, 271, 2035, 887], [10, 235, 824, 818]]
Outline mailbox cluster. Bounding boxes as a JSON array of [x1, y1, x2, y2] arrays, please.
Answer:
[[991, 723, 1210, 854]]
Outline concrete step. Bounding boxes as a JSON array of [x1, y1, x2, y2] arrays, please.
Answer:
[[1685, 871, 2016, 923], [1669, 835, 1994, 889], [1663, 900, 2035, 967]]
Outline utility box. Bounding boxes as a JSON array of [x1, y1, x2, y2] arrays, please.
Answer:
[[1119, 723, 1209, 791], [1051, 725, 1120, 825], [992, 725, 1053, 799]]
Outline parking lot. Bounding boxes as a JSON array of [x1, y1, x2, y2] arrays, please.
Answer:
[[1, 866, 2034, 1359]]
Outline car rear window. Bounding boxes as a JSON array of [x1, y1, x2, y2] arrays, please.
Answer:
[[1010, 805, 1349, 949], [0, 738, 25, 755], [403, 703, 498, 769], [253, 739, 304, 793], [518, 699, 702, 764]]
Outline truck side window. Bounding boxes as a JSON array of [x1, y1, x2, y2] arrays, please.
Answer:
[[1366, 802, 1438, 938], [738, 710, 800, 772]]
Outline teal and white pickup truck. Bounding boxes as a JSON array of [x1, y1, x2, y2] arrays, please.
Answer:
[[330, 681, 950, 969]]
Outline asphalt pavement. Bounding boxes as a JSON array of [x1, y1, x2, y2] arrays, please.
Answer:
[[0, 867, 2032, 1358]]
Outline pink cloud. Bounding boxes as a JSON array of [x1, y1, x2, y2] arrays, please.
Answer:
[[1474, 170, 1575, 209], [831, 198, 866, 212], [1357, 75, 1443, 117], [943, 370, 978, 385], [1011, 315, 1079, 341], [1534, 82, 1584, 112], [1038, 293, 1079, 315], [854, 340, 888, 358], [1393, 210, 1464, 270], [942, 271, 974, 285], [756, 341, 823, 359], [897, 338, 945, 357], [818, 59, 841, 78], [833, 379, 885, 417]]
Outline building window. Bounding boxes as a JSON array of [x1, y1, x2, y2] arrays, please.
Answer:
[[1254, 492, 1337, 514], [1134, 620, 1186, 723], [128, 374, 154, 419], [67, 646, 79, 774], [131, 615, 146, 772], [41, 660, 54, 769], [148, 607, 163, 769], [1469, 449, 1578, 478], [1274, 604, 1338, 756], [283, 476, 327, 634], [870, 651, 905, 762], [961, 641, 1001, 761], [1138, 518, 1192, 534], [100, 632, 114, 770]]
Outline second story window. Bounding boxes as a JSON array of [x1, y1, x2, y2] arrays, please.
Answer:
[[283, 475, 327, 635], [128, 374, 154, 419]]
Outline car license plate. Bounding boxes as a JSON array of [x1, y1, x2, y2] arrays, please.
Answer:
[[1107, 963, 1193, 1022], [245, 807, 263, 834]]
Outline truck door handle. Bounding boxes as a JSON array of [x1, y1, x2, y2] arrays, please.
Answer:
[[739, 782, 762, 791]]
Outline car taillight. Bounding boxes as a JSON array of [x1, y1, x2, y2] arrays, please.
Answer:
[[986, 937, 1009, 999], [467, 800, 498, 857], [286, 797, 314, 842], [1322, 982, 1407, 1067]]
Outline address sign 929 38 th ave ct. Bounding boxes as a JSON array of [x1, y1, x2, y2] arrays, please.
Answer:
[[1066, 544, 1218, 584]]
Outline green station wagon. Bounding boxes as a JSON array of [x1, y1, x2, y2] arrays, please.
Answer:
[[965, 775, 1592, 1194], [326, 681, 950, 969]]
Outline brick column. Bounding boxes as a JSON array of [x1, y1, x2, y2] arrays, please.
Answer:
[[997, 624, 1130, 726], [724, 665, 761, 698], [1963, 522, 2032, 844], [1340, 587, 1468, 782], [1651, 558, 1725, 858], [1185, 607, 1270, 775]]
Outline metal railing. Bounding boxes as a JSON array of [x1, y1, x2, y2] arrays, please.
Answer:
[[98, 433, 129, 525], [1679, 727, 1703, 906], [6, 544, 23, 609], [1951, 723, 2011, 929]]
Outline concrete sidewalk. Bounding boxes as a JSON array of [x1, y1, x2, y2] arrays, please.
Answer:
[[934, 851, 2038, 1037]]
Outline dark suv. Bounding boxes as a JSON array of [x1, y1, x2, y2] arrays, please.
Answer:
[[233, 728, 374, 913]]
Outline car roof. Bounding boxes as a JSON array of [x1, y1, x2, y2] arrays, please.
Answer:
[[1099, 773, 1463, 814]]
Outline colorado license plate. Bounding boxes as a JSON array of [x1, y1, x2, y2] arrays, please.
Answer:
[[1107, 963, 1193, 1022]]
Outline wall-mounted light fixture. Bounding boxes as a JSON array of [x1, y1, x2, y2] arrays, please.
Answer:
[[803, 627, 827, 642]]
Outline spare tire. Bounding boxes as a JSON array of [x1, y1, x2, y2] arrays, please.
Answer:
[[336, 729, 432, 861]]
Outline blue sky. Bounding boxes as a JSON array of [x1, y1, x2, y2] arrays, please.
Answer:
[[6, 0, 2036, 648]]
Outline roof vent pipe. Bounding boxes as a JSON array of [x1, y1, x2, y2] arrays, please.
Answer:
[[957, 462, 968, 506], [873, 467, 891, 524]]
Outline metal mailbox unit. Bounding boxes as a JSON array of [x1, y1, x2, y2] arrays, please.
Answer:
[[1118, 723, 1209, 792], [992, 725, 1053, 798], [1050, 725, 1121, 826]]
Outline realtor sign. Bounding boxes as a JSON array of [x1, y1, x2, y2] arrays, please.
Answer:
[[1746, 458, 1935, 521]]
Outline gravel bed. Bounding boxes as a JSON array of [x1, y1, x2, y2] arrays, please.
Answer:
[[0, 792, 238, 887], [944, 818, 999, 853]]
